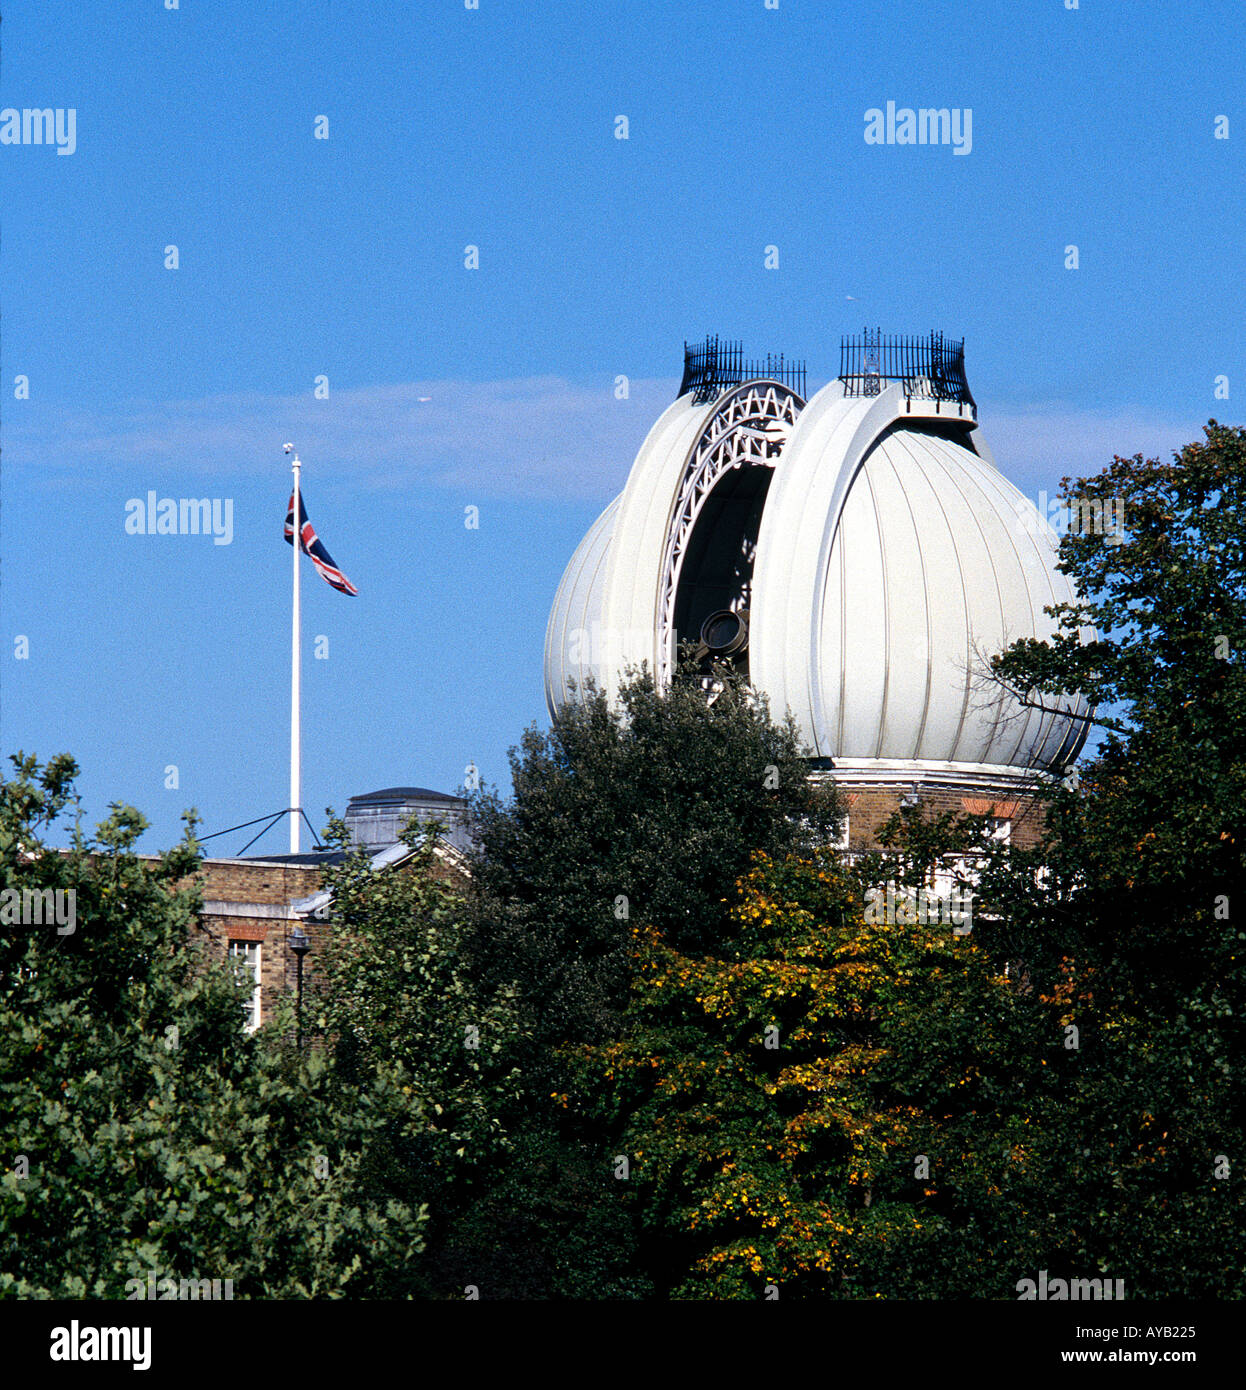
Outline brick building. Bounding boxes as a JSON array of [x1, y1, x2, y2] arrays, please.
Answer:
[[186, 788, 469, 1029], [837, 787, 1039, 855]]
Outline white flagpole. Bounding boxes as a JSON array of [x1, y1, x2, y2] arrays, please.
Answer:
[[288, 446, 302, 854]]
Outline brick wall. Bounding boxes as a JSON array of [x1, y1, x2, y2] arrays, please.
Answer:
[[199, 860, 324, 906], [836, 783, 1047, 853], [148, 851, 469, 1027]]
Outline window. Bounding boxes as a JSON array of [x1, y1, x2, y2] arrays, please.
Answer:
[[229, 941, 262, 1032], [930, 860, 958, 898]]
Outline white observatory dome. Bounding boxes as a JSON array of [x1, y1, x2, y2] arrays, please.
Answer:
[[545, 333, 1092, 789]]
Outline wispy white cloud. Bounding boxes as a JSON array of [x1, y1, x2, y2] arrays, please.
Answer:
[[6, 376, 678, 502], [6, 380, 1210, 505], [979, 403, 1208, 495]]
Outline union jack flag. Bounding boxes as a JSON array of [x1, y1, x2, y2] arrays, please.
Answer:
[[284, 490, 358, 596]]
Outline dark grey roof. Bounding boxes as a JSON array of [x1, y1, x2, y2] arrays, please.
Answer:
[[241, 850, 347, 866], [347, 786, 466, 806]]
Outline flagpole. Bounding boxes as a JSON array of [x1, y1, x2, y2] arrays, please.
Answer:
[[288, 446, 302, 854]]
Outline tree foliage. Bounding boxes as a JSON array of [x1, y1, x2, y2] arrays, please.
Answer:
[[438, 662, 841, 1296], [0, 754, 424, 1299], [308, 815, 531, 1295], [466, 663, 842, 1052], [981, 423, 1246, 1296], [566, 836, 1059, 1298]]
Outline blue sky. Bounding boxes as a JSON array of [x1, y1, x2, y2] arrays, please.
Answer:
[[0, 0, 1239, 852]]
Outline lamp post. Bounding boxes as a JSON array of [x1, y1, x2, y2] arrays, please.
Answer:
[[289, 925, 312, 1052]]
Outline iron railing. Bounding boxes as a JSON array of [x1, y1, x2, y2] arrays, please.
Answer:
[[838, 328, 975, 408], [679, 335, 807, 405]]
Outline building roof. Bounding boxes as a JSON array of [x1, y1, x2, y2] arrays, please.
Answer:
[[239, 851, 346, 865], [545, 345, 1094, 782], [347, 786, 466, 805], [290, 837, 470, 919]]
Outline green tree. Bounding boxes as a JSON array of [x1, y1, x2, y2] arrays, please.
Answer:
[[567, 825, 1082, 1299], [984, 423, 1246, 1296], [467, 662, 842, 1052], [442, 662, 840, 1297], [0, 754, 424, 1299], [308, 814, 530, 1295]]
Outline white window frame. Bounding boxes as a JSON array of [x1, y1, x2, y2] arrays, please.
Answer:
[[229, 940, 262, 1032]]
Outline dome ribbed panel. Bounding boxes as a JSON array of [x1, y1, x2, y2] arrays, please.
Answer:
[[937, 440, 1087, 768], [817, 426, 1085, 770], [899, 431, 985, 761], [825, 459, 890, 759], [543, 495, 619, 717]]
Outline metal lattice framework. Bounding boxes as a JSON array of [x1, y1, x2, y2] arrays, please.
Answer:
[[657, 381, 804, 684]]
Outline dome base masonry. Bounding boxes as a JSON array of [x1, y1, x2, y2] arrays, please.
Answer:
[[544, 331, 1094, 850]]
